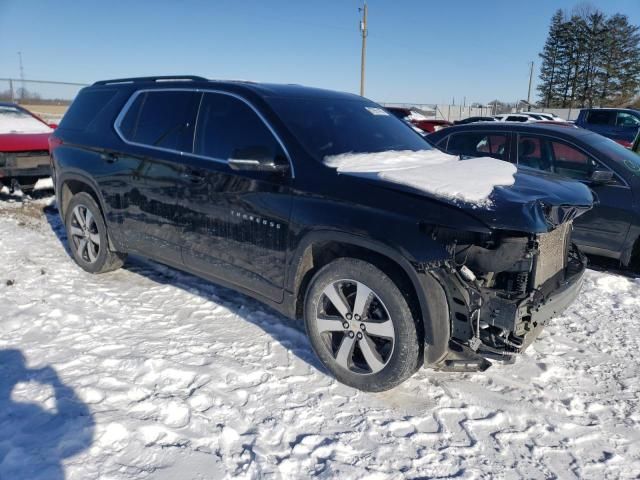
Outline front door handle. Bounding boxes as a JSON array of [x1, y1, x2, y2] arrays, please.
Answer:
[[181, 169, 205, 184]]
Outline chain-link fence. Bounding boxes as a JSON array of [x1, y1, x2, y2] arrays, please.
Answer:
[[1, 78, 537, 123], [0, 78, 87, 122], [380, 102, 497, 122]]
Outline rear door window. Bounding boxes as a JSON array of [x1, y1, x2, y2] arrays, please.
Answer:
[[194, 92, 282, 162], [118, 90, 201, 152], [447, 131, 508, 160], [586, 110, 614, 125], [516, 135, 550, 170]]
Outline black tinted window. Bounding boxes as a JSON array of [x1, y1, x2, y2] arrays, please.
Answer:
[[447, 132, 508, 160], [194, 93, 281, 161], [60, 89, 118, 130], [586, 110, 613, 125], [119, 91, 200, 152]]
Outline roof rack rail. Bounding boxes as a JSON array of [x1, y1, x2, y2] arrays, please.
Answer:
[[92, 75, 208, 86]]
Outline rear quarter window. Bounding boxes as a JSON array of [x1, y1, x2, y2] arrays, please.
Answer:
[[117, 91, 201, 152], [59, 88, 119, 131]]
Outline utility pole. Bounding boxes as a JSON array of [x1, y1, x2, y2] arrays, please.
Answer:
[[526, 61, 534, 110], [359, 2, 368, 96], [18, 51, 25, 101]]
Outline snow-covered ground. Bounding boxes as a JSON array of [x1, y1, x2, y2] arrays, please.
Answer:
[[1, 184, 639, 479]]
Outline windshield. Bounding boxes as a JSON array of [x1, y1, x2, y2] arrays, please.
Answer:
[[0, 106, 52, 134], [593, 135, 640, 177], [267, 96, 431, 160]]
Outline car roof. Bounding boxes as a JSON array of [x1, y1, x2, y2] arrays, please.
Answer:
[[88, 76, 363, 102], [430, 122, 595, 139], [581, 107, 639, 112]]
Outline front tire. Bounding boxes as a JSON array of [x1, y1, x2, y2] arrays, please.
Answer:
[[304, 258, 420, 392], [64, 192, 126, 274]]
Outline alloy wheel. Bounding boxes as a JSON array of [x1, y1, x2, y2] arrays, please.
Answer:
[[315, 279, 395, 374], [69, 205, 101, 263]]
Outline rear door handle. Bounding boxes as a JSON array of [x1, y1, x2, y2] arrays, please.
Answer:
[[101, 153, 118, 164]]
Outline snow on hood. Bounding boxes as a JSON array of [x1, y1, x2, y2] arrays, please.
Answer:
[[325, 150, 517, 206], [0, 111, 53, 135]]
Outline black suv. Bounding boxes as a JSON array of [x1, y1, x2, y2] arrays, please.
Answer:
[[50, 76, 592, 391]]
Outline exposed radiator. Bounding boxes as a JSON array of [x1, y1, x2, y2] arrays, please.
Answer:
[[532, 222, 572, 288]]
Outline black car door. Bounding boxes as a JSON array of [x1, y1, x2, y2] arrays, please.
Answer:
[[177, 91, 292, 302], [113, 90, 201, 264], [515, 133, 633, 256]]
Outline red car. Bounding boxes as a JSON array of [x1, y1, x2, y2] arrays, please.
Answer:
[[384, 107, 452, 133], [0, 102, 56, 193]]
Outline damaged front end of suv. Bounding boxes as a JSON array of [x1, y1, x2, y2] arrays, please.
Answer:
[[430, 219, 587, 371], [423, 181, 594, 369]]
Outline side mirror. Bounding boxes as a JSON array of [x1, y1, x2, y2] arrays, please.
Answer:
[[228, 146, 289, 173], [590, 170, 614, 184], [48, 123, 58, 129]]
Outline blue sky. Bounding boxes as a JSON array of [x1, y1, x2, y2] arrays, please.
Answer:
[[1, 0, 638, 104]]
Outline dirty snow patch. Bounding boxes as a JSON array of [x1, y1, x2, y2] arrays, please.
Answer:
[[325, 149, 517, 206]]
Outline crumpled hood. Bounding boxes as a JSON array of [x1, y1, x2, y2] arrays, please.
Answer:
[[326, 150, 593, 234], [467, 167, 594, 233]]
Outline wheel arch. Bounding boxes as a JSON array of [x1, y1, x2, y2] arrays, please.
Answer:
[[57, 172, 121, 251], [288, 231, 451, 365]]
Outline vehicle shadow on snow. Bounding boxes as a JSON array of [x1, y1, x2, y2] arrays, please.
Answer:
[[42, 204, 327, 375], [0, 349, 95, 480]]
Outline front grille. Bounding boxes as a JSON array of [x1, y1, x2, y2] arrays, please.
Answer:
[[532, 222, 571, 288]]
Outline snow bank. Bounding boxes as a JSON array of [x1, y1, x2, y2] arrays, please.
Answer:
[[1, 198, 640, 479], [0, 111, 53, 134], [325, 149, 517, 206]]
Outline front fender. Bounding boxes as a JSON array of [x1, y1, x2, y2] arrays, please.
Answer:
[[287, 229, 451, 365]]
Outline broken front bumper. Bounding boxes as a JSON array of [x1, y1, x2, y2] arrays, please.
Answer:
[[433, 245, 587, 371], [519, 246, 586, 350]]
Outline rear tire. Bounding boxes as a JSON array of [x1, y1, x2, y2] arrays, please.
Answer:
[[64, 192, 126, 274], [304, 258, 420, 392]]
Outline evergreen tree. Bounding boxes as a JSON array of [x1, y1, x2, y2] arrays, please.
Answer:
[[537, 10, 566, 107], [537, 7, 640, 107]]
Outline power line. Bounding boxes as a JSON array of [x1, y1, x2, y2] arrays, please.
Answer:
[[0, 78, 89, 86]]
